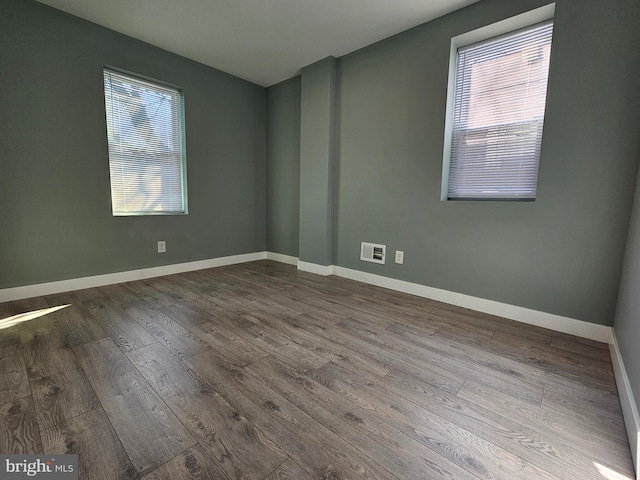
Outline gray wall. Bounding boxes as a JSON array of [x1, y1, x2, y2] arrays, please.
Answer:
[[266, 77, 301, 257], [0, 0, 267, 289], [333, 0, 640, 325], [299, 57, 339, 266], [614, 162, 640, 416], [264, 0, 640, 326]]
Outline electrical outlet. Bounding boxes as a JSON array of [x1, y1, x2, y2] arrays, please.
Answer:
[[395, 250, 404, 264], [157, 241, 166, 253]]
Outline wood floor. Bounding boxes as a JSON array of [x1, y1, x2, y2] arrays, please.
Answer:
[[0, 260, 633, 480]]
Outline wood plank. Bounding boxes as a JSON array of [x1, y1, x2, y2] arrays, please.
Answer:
[[99, 284, 140, 306], [331, 293, 448, 332], [74, 338, 196, 475], [128, 343, 287, 480], [143, 445, 231, 480], [82, 296, 157, 353], [458, 380, 634, 473], [44, 292, 107, 346], [184, 349, 398, 480], [0, 344, 30, 405], [237, 314, 329, 372], [435, 322, 495, 344], [122, 302, 209, 360], [41, 407, 139, 480], [372, 366, 616, 480], [12, 297, 49, 314], [318, 321, 466, 395], [164, 272, 263, 317], [341, 317, 544, 404], [549, 335, 610, 361], [264, 459, 313, 480], [541, 387, 627, 441], [0, 396, 42, 454], [246, 356, 479, 480], [71, 287, 105, 302], [383, 321, 544, 405], [0, 301, 15, 317], [0, 302, 20, 348], [144, 277, 224, 311], [122, 280, 176, 306], [21, 325, 98, 430], [313, 363, 565, 480], [291, 294, 399, 331], [431, 326, 621, 406], [397, 321, 616, 410], [208, 268, 285, 295], [390, 295, 556, 345], [160, 304, 269, 366], [200, 310, 328, 373], [490, 331, 615, 387], [246, 310, 390, 378], [257, 291, 345, 325], [0, 327, 21, 349]]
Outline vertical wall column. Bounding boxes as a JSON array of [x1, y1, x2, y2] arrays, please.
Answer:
[[298, 56, 338, 269]]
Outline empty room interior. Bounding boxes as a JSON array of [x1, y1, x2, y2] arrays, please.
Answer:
[[2, 0, 640, 478]]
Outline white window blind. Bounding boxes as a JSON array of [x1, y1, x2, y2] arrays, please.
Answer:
[[447, 21, 553, 200], [104, 69, 187, 215]]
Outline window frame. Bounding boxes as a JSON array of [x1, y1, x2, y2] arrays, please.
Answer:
[[440, 4, 555, 202], [103, 67, 189, 216]]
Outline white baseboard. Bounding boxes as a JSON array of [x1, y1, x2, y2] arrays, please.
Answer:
[[610, 330, 640, 479], [0, 252, 268, 302], [278, 260, 611, 343], [266, 252, 299, 266], [297, 261, 335, 276], [1, 252, 617, 343], [4, 254, 612, 344], [332, 266, 612, 343]]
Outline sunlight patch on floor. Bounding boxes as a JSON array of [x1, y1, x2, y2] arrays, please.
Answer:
[[594, 462, 634, 480], [0, 304, 70, 330]]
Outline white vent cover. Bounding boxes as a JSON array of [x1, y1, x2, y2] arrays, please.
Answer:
[[360, 242, 386, 264]]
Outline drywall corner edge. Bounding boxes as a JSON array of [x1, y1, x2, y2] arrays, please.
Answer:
[[266, 252, 299, 266], [297, 261, 335, 276]]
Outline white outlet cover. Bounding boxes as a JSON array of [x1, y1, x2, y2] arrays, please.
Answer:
[[395, 250, 404, 264], [157, 241, 166, 253]]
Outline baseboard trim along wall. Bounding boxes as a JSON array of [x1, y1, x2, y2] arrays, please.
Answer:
[[297, 261, 335, 276], [0, 252, 268, 302], [333, 265, 611, 343], [286, 258, 612, 342], [610, 331, 640, 478], [265, 252, 299, 266], [3, 254, 612, 343]]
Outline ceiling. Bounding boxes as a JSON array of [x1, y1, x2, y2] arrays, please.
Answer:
[[37, 0, 481, 87]]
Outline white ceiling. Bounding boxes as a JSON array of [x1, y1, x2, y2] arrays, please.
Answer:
[[37, 0, 481, 87]]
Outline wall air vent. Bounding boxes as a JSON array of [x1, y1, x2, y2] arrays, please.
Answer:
[[360, 242, 386, 264]]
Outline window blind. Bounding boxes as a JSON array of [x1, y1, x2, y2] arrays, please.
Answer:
[[447, 21, 553, 200], [104, 69, 186, 215]]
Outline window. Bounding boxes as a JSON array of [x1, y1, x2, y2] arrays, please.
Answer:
[[103, 69, 187, 215], [442, 7, 554, 201]]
